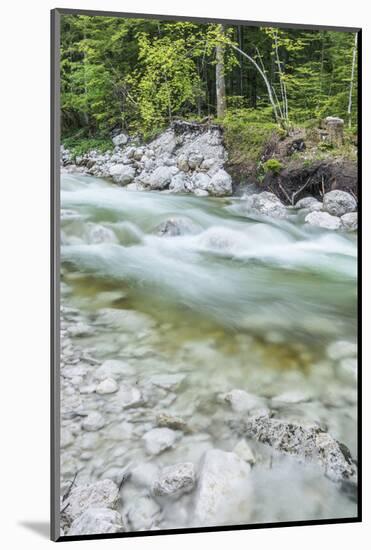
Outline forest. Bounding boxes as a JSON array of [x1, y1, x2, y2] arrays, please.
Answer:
[[60, 15, 358, 145]]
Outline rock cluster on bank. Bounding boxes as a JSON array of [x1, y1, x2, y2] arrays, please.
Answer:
[[61, 123, 232, 197], [237, 189, 357, 230]]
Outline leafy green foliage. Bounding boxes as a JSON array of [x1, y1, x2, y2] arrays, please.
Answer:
[[263, 159, 283, 174], [60, 15, 358, 140], [62, 136, 112, 159]]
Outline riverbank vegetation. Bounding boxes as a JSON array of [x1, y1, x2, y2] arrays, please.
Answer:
[[61, 15, 358, 145]]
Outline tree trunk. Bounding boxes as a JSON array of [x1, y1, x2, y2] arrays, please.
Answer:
[[216, 25, 227, 119], [231, 44, 281, 125], [347, 33, 358, 129]]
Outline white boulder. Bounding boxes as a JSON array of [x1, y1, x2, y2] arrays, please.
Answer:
[[96, 378, 119, 395], [244, 192, 287, 219], [207, 169, 232, 196], [193, 449, 252, 526], [125, 496, 161, 531], [68, 508, 125, 535], [305, 211, 341, 230], [82, 411, 105, 432], [323, 190, 357, 216], [295, 197, 322, 212], [108, 164, 135, 185], [148, 166, 176, 190], [112, 133, 128, 147], [143, 427, 180, 455], [326, 340, 357, 361], [341, 212, 358, 231], [64, 479, 120, 522]]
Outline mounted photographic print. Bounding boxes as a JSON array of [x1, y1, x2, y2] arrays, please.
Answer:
[[51, 8, 361, 541]]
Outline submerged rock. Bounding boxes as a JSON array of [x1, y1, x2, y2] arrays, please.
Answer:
[[243, 192, 288, 219], [125, 495, 161, 531], [155, 218, 200, 237], [326, 340, 357, 361], [152, 462, 196, 498], [305, 211, 341, 230], [68, 507, 125, 535], [231, 414, 357, 483], [222, 389, 266, 413], [63, 479, 120, 523], [193, 449, 252, 526], [82, 411, 106, 432], [96, 377, 119, 395], [131, 462, 159, 489], [156, 412, 188, 432], [233, 439, 256, 465], [323, 190, 357, 217], [143, 427, 180, 455]]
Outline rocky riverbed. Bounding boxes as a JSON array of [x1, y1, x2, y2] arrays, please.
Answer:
[[59, 167, 358, 536]]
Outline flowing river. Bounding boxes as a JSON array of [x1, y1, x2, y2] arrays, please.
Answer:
[[60, 172, 358, 530]]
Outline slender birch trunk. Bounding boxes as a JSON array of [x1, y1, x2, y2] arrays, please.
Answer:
[[216, 25, 227, 119], [347, 33, 358, 129], [230, 44, 281, 125]]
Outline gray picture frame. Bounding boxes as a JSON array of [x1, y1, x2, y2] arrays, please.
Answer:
[[51, 8, 362, 542]]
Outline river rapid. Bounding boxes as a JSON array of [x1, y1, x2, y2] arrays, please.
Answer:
[[60, 172, 358, 530]]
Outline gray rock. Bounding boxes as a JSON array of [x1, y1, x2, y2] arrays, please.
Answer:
[[125, 496, 161, 531], [188, 152, 204, 169], [64, 479, 120, 522], [112, 133, 128, 147], [148, 166, 175, 190], [148, 373, 186, 390], [131, 462, 159, 489], [192, 172, 211, 192], [86, 224, 118, 244], [194, 189, 209, 197], [271, 391, 311, 406], [120, 384, 142, 409], [326, 340, 357, 361], [338, 357, 358, 380], [96, 378, 119, 395], [341, 212, 358, 231], [94, 359, 135, 380], [233, 440, 256, 465], [305, 211, 341, 230], [96, 308, 156, 332], [231, 414, 357, 482], [143, 428, 180, 455], [169, 172, 189, 193], [244, 192, 287, 219], [222, 389, 266, 413], [82, 412, 105, 432], [193, 449, 252, 526], [323, 190, 357, 217], [60, 428, 74, 449], [200, 158, 216, 171], [295, 197, 322, 211], [68, 508, 125, 535], [152, 462, 196, 498], [108, 164, 135, 185], [177, 154, 190, 172], [155, 217, 199, 237], [156, 412, 188, 432], [207, 169, 232, 196]]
